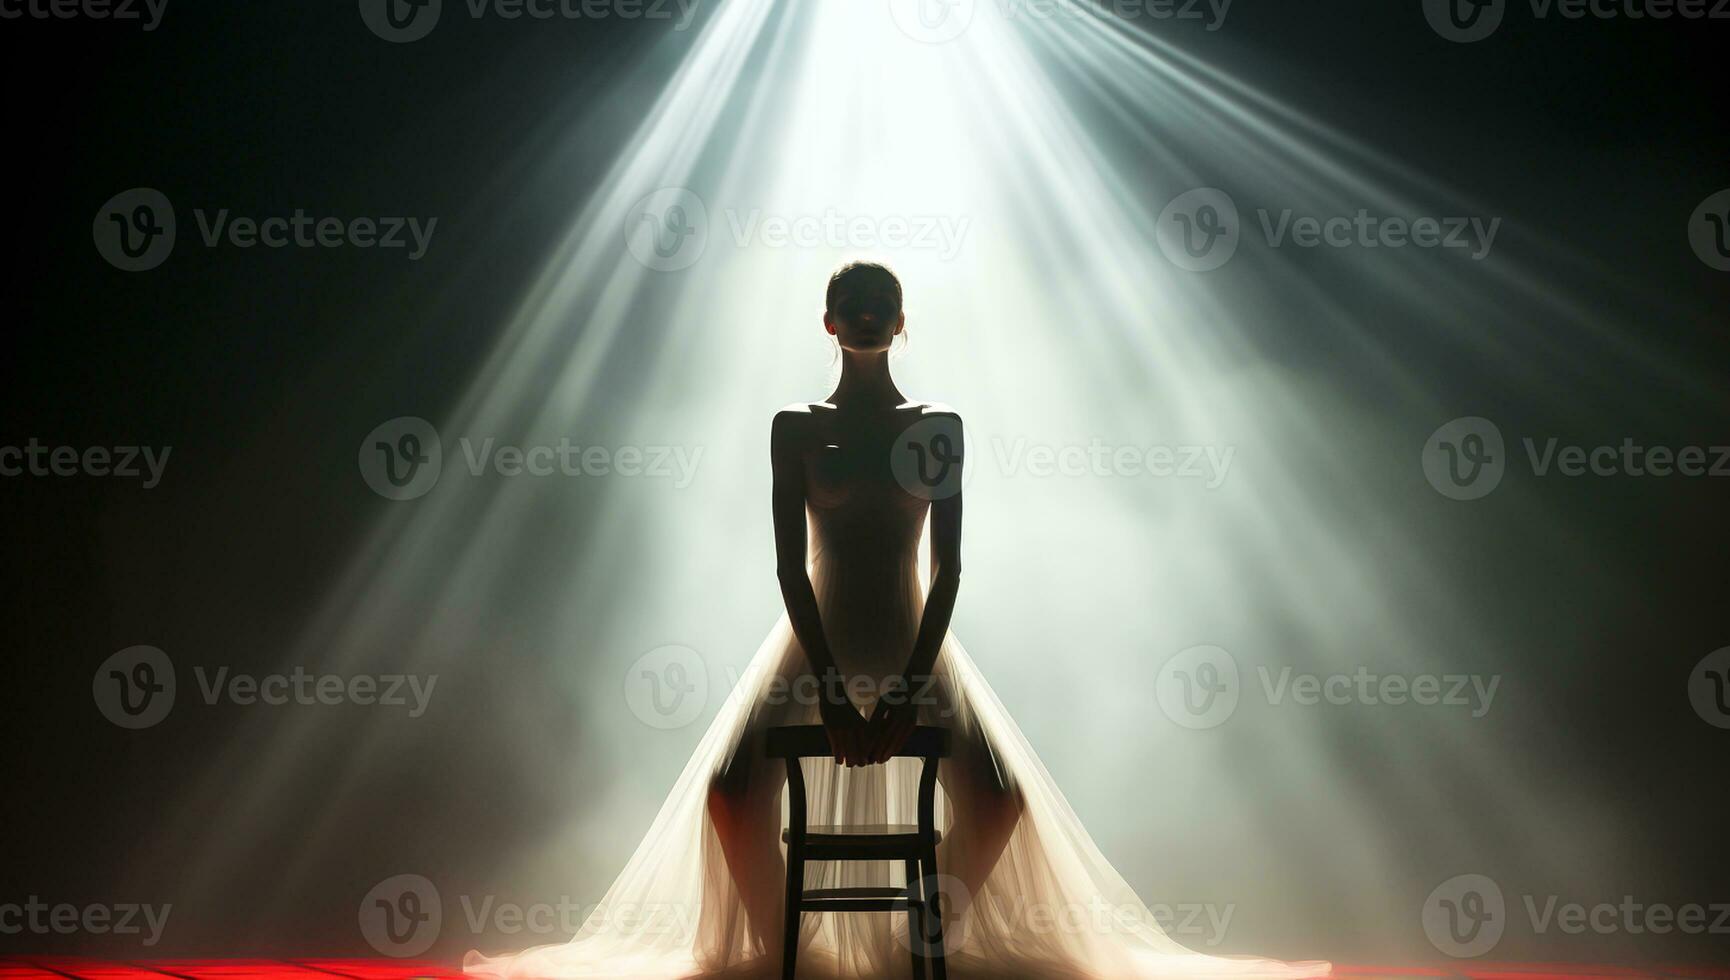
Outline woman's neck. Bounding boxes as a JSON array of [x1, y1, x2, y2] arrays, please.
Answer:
[[828, 349, 906, 409]]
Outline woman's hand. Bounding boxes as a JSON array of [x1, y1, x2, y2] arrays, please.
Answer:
[[865, 695, 919, 765], [819, 696, 872, 767]]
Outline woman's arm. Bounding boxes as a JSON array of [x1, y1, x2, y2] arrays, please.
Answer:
[[868, 410, 964, 763], [771, 408, 871, 766]]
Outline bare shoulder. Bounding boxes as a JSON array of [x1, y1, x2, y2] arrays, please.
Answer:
[[909, 400, 962, 422], [770, 403, 821, 450], [900, 402, 964, 454]]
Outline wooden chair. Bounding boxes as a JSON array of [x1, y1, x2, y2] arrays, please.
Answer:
[[766, 724, 952, 980]]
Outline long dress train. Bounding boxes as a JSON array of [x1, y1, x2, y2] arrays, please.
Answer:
[[466, 426, 1329, 979]]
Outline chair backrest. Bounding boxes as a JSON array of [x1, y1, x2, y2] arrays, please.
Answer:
[[767, 725, 952, 843], [765, 724, 952, 760]]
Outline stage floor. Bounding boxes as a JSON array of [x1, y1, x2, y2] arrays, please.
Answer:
[[5, 960, 1730, 980]]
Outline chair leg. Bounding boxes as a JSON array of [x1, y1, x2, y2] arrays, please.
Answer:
[[781, 851, 803, 980], [905, 857, 925, 980], [921, 843, 948, 980]]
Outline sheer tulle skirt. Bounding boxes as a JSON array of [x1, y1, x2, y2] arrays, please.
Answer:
[[465, 559, 1328, 979]]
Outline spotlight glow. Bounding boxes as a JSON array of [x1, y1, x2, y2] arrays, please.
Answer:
[[140, 0, 1725, 962]]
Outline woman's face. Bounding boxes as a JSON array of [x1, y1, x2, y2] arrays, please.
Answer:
[[825, 276, 904, 353]]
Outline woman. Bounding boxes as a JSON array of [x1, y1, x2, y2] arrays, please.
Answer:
[[466, 263, 1327, 979]]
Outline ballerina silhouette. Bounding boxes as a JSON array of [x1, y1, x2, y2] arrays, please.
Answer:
[[466, 262, 1329, 979]]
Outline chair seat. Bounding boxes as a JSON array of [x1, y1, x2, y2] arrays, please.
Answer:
[[784, 824, 942, 848]]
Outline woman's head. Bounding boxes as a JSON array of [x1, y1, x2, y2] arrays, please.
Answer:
[[824, 261, 904, 353]]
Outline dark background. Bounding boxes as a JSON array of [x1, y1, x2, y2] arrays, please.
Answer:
[[3, 0, 1727, 969]]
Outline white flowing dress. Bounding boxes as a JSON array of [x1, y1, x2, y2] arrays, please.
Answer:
[[467, 412, 1329, 980]]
